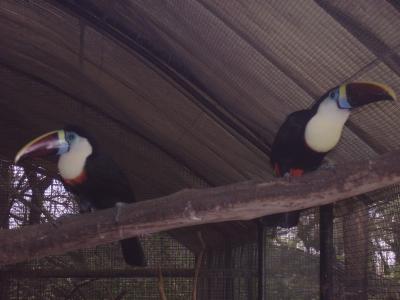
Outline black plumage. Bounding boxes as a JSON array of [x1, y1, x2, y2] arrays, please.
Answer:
[[61, 126, 146, 267], [270, 109, 326, 176], [262, 82, 394, 228], [262, 96, 329, 228], [65, 153, 146, 266]]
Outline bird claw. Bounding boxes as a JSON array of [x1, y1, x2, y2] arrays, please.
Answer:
[[51, 213, 76, 227], [114, 202, 126, 224], [320, 162, 336, 171], [50, 220, 60, 228], [283, 172, 291, 182]]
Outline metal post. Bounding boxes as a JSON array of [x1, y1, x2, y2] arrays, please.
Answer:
[[320, 204, 334, 300]]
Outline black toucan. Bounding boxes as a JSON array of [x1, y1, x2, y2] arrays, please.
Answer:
[[15, 126, 146, 267], [262, 81, 396, 228]]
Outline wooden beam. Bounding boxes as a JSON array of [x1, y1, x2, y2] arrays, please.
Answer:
[[0, 268, 255, 279], [0, 268, 195, 279], [2, 150, 400, 265]]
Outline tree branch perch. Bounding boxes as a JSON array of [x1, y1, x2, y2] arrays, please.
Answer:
[[1, 150, 400, 265]]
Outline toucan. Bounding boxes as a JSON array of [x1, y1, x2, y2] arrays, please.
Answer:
[[261, 81, 396, 228], [15, 126, 146, 267]]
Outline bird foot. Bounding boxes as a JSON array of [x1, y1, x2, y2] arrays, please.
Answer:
[[115, 202, 127, 224], [51, 213, 76, 228], [283, 172, 292, 182], [320, 162, 336, 171], [50, 220, 60, 228]]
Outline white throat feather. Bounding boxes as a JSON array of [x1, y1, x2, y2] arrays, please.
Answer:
[[58, 137, 92, 180], [305, 98, 350, 153]]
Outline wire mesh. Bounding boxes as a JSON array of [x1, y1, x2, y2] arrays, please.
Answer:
[[333, 187, 400, 299], [2, 145, 400, 300], [262, 209, 320, 300], [0, 159, 195, 299], [259, 193, 400, 300], [198, 243, 258, 300], [1, 0, 400, 299]]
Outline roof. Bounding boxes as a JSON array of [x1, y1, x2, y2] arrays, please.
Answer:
[[1, 0, 400, 251]]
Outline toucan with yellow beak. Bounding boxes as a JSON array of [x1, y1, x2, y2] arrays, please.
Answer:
[[15, 126, 146, 267], [262, 82, 396, 228]]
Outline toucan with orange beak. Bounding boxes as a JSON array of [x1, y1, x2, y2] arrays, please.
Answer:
[[15, 126, 146, 267], [262, 82, 396, 228]]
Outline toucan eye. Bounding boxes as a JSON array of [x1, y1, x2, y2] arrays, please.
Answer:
[[329, 89, 340, 101], [65, 132, 77, 143]]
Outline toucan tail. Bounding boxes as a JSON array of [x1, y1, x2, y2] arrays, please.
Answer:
[[120, 237, 146, 267], [260, 211, 300, 228]]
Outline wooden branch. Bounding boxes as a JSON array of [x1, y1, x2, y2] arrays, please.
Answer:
[[2, 150, 400, 265]]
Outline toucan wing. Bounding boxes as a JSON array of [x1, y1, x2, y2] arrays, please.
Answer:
[[270, 110, 312, 175], [77, 154, 136, 209]]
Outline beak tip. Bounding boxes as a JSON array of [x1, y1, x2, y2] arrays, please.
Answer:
[[14, 153, 23, 165], [373, 82, 396, 102], [384, 85, 396, 102], [13, 130, 63, 165]]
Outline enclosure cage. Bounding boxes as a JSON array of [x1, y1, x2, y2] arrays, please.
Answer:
[[1, 160, 400, 299], [1, 0, 400, 299]]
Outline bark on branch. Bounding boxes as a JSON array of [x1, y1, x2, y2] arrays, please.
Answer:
[[2, 150, 400, 265]]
